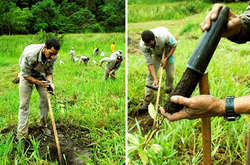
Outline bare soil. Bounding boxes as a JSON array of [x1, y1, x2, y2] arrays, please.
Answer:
[[1, 122, 92, 165]]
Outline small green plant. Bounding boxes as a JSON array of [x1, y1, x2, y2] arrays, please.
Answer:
[[36, 29, 64, 45]]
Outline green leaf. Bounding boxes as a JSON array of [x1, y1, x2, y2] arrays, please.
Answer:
[[148, 103, 156, 120], [150, 144, 162, 154], [138, 148, 149, 165]]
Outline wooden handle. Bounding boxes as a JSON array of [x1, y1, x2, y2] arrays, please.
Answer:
[[47, 92, 63, 165], [199, 73, 211, 165]]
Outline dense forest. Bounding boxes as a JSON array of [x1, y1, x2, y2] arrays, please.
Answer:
[[0, 0, 125, 35]]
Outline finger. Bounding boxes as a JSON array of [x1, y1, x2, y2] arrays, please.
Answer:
[[170, 96, 192, 107], [161, 109, 188, 121], [202, 11, 212, 31], [210, 4, 223, 20]]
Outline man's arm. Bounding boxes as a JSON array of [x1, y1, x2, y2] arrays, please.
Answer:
[[161, 46, 176, 69], [24, 76, 49, 88], [20, 56, 49, 88], [160, 95, 250, 121], [99, 57, 115, 66], [148, 64, 158, 86]]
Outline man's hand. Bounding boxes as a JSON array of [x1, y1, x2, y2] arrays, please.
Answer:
[[153, 79, 158, 86], [160, 95, 225, 121], [161, 57, 168, 69], [200, 3, 241, 37], [48, 82, 55, 95], [37, 80, 50, 88], [109, 71, 116, 78]]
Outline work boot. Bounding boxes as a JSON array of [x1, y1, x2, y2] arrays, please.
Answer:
[[39, 119, 51, 136], [165, 87, 173, 94], [137, 102, 149, 115]]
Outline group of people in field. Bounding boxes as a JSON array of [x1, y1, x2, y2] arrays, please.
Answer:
[[16, 39, 123, 140], [68, 42, 123, 80]]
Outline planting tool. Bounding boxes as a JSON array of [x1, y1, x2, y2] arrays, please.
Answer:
[[199, 73, 211, 165], [46, 90, 63, 165], [164, 6, 229, 113], [246, 127, 250, 165], [143, 48, 167, 148], [42, 74, 63, 164]]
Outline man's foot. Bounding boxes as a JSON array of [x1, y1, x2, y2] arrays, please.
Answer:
[[137, 103, 149, 115], [165, 87, 173, 94]]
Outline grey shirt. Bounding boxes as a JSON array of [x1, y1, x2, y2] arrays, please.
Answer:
[[140, 27, 177, 65], [100, 51, 122, 71], [19, 44, 57, 78], [228, 3, 250, 43]]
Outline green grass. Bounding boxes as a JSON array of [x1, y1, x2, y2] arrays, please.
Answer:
[[0, 33, 125, 164], [128, 0, 211, 23], [128, 1, 249, 23], [128, 1, 250, 164]]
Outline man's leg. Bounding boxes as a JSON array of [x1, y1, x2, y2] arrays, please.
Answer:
[[110, 71, 116, 80], [141, 56, 161, 110], [104, 69, 109, 80], [17, 77, 33, 139], [36, 85, 49, 128], [165, 54, 175, 94]]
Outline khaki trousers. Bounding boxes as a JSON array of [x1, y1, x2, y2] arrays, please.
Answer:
[[17, 76, 49, 138], [142, 54, 175, 108]]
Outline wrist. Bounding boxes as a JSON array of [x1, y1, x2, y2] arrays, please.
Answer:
[[214, 99, 226, 115]]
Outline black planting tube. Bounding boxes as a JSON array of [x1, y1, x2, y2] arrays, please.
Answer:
[[164, 6, 229, 114]]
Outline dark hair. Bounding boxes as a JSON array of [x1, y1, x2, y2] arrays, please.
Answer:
[[117, 55, 123, 61], [45, 38, 60, 50], [141, 30, 154, 43]]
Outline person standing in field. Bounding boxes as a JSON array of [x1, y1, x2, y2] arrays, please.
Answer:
[[70, 47, 75, 62], [17, 38, 60, 139], [139, 27, 177, 113], [93, 48, 99, 56], [99, 50, 123, 80], [111, 42, 115, 53]]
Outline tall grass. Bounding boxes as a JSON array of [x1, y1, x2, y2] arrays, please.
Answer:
[[0, 33, 125, 164], [128, 1, 210, 23], [128, 1, 250, 164], [128, 1, 249, 23]]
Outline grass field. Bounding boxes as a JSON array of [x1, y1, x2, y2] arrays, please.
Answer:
[[0, 33, 125, 164], [128, 1, 250, 165]]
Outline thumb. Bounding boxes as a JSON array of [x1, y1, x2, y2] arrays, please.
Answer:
[[170, 95, 192, 107]]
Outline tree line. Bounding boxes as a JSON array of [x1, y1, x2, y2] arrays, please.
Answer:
[[0, 0, 125, 35]]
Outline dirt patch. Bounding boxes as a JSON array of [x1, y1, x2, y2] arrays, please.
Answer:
[[185, 35, 199, 40], [1, 122, 92, 165], [128, 108, 154, 135], [128, 37, 141, 55], [234, 74, 250, 86]]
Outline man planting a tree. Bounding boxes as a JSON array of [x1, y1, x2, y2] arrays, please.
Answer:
[[139, 27, 177, 113], [17, 38, 60, 139]]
